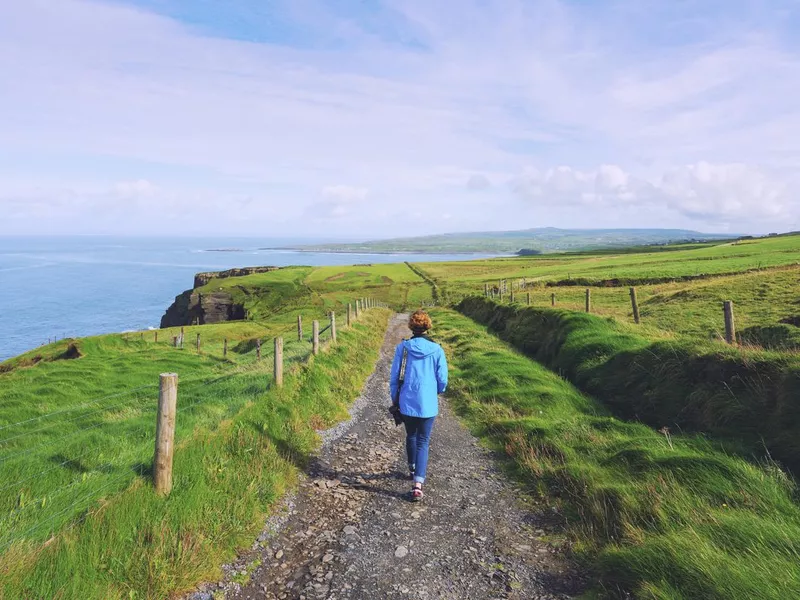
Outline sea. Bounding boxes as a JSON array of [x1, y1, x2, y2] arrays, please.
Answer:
[[0, 236, 497, 362]]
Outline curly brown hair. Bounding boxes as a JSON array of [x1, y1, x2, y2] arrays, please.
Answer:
[[408, 310, 432, 333]]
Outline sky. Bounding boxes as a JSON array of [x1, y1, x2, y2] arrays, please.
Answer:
[[1, 0, 799, 238]]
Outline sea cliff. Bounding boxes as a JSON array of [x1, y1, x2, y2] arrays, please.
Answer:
[[161, 266, 279, 327]]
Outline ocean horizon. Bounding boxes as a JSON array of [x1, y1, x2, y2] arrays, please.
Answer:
[[0, 236, 499, 362]]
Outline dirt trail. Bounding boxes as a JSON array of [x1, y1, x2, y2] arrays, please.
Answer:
[[190, 314, 585, 600]]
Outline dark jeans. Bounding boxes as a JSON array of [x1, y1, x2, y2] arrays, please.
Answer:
[[403, 415, 436, 483]]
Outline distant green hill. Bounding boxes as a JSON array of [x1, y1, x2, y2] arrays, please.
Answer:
[[281, 227, 739, 254]]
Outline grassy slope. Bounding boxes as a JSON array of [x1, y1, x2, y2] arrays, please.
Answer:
[[456, 297, 800, 471], [433, 308, 800, 599], [0, 309, 390, 599], [0, 264, 389, 598]]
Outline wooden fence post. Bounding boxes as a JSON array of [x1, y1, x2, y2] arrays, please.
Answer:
[[297, 315, 303, 342], [330, 311, 337, 343], [510, 289, 515, 303], [274, 337, 283, 386], [180, 327, 184, 349], [355, 300, 360, 318], [527, 292, 531, 306], [173, 335, 178, 348], [154, 331, 158, 343], [154, 373, 178, 495], [585, 289, 591, 313], [723, 301, 736, 344], [484, 283, 489, 297], [630, 287, 640, 324], [256, 338, 261, 360], [196, 333, 200, 352], [312, 320, 320, 355], [551, 292, 556, 307], [347, 303, 352, 327], [223, 338, 228, 358]]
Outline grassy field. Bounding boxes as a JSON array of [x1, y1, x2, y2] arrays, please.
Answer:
[[418, 235, 800, 288], [0, 292, 388, 598], [176, 235, 799, 347], [433, 307, 800, 599], [408, 235, 800, 346], [1, 231, 798, 597], [304, 262, 430, 309]]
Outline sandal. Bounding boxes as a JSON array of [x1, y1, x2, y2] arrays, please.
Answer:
[[411, 483, 424, 501]]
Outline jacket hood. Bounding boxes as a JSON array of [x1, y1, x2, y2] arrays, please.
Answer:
[[403, 336, 440, 358]]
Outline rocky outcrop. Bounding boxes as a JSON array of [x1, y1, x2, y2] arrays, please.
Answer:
[[194, 266, 280, 288], [162, 266, 283, 328], [160, 290, 246, 328]]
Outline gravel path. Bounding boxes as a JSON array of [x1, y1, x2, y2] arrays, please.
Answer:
[[189, 314, 585, 600]]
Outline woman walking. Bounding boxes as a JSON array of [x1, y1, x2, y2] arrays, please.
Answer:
[[390, 310, 448, 501]]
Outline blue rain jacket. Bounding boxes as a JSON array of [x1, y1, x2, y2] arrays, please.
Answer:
[[389, 336, 448, 418]]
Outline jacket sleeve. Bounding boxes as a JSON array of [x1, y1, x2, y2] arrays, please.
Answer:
[[435, 346, 448, 394], [389, 343, 403, 403]]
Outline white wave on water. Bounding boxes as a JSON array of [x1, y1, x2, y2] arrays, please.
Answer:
[[0, 262, 58, 272]]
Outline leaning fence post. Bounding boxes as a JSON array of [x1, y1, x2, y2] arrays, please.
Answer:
[[347, 303, 352, 327], [585, 289, 591, 313], [297, 314, 303, 342], [274, 337, 284, 386], [154, 373, 178, 495], [312, 320, 320, 355], [330, 311, 337, 343], [723, 301, 736, 344], [630, 287, 640, 324], [223, 338, 228, 358], [256, 338, 261, 360]]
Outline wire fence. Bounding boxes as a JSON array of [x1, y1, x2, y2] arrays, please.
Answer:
[[0, 297, 387, 554]]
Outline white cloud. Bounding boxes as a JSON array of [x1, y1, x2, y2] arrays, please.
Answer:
[[466, 174, 491, 191], [305, 185, 370, 220], [0, 0, 798, 235], [510, 162, 790, 224], [322, 185, 369, 202]]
